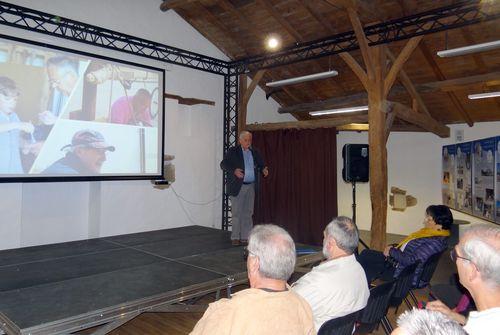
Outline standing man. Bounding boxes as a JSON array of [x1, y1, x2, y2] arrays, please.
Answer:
[[221, 131, 268, 246]]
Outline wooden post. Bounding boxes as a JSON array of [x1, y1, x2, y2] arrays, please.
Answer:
[[367, 46, 388, 250]]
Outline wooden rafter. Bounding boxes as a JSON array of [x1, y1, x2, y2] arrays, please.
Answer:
[[164, 93, 215, 106], [386, 48, 430, 116], [388, 101, 450, 138], [245, 113, 368, 131], [238, 69, 267, 132], [418, 41, 474, 126], [298, 0, 336, 35], [339, 53, 368, 90], [256, 0, 303, 42], [384, 36, 423, 96], [278, 70, 500, 115]]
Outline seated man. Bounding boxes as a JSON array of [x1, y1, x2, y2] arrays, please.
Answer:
[[392, 309, 466, 335], [190, 224, 315, 335], [426, 224, 500, 335], [292, 216, 369, 332]]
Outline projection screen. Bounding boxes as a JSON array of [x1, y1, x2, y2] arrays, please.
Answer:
[[0, 35, 164, 182]]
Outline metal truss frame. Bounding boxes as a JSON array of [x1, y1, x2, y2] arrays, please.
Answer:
[[229, 0, 500, 74], [0, 0, 498, 231], [0, 1, 229, 75], [222, 75, 239, 231]]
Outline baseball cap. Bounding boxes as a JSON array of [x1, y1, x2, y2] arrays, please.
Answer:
[[61, 129, 115, 151]]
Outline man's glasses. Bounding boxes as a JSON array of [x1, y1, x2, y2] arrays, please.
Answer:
[[450, 248, 472, 263]]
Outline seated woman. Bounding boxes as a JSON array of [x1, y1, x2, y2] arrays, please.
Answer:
[[358, 205, 452, 287]]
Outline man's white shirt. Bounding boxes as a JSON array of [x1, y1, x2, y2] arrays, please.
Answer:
[[464, 307, 500, 335], [292, 254, 369, 332]]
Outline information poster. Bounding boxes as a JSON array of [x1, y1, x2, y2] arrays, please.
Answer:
[[473, 137, 496, 220], [442, 145, 456, 209], [496, 137, 500, 223], [456, 142, 473, 214]]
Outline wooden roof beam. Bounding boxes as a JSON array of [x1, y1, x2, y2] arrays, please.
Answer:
[[160, 0, 194, 11], [245, 113, 368, 131], [386, 48, 430, 116], [278, 70, 500, 115], [388, 101, 450, 138]]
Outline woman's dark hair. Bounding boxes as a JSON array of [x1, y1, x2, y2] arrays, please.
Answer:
[[426, 205, 453, 230]]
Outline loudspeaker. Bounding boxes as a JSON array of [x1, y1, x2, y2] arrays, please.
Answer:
[[342, 144, 369, 182]]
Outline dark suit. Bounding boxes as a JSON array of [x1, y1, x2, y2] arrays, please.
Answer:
[[220, 145, 266, 240]]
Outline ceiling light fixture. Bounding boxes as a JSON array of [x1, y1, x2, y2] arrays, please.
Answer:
[[265, 35, 281, 50], [309, 105, 369, 116], [437, 39, 500, 57], [468, 91, 500, 100], [266, 70, 339, 88]]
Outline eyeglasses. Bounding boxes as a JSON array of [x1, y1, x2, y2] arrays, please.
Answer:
[[450, 248, 473, 264]]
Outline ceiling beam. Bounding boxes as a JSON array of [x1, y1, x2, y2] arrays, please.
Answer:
[[160, 0, 194, 11], [298, 0, 336, 35], [256, 0, 304, 42], [245, 114, 368, 131], [384, 36, 423, 95], [386, 48, 430, 116], [278, 71, 500, 114], [418, 41, 474, 126], [388, 101, 450, 138]]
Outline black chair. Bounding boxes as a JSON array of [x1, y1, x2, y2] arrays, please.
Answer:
[[318, 310, 361, 335], [382, 262, 420, 332], [407, 251, 445, 306], [355, 280, 396, 335]]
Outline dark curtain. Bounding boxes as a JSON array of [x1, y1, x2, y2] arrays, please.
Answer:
[[252, 128, 338, 246]]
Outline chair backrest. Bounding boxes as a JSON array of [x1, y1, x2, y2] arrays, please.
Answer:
[[415, 251, 444, 288], [357, 280, 396, 332], [318, 310, 361, 335], [390, 262, 420, 307]]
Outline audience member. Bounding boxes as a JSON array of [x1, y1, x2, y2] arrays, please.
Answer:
[[391, 308, 466, 335], [426, 224, 500, 334], [190, 224, 315, 335], [292, 216, 369, 332], [358, 205, 452, 286], [43, 129, 115, 174]]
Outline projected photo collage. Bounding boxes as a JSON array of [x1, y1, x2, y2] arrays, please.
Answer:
[[0, 37, 162, 177]]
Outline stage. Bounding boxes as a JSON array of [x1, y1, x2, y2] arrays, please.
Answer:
[[0, 225, 321, 335]]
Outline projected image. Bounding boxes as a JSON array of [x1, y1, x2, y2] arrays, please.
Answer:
[[0, 37, 163, 179]]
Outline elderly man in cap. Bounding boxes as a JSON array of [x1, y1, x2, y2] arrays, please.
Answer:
[[43, 129, 115, 174], [190, 224, 315, 335]]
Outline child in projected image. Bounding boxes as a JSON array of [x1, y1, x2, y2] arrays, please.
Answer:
[[0, 76, 34, 174]]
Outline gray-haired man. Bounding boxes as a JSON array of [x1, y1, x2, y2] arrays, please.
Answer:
[[426, 224, 500, 334], [391, 309, 466, 335], [293, 216, 369, 332], [220, 131, 268, 246], [190, 224, 315, 335]]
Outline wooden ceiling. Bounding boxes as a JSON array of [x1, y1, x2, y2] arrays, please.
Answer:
[[161, 0, 500, 128]]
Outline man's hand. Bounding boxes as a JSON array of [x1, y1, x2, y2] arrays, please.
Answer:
[[383, 245, 392, 257], [234, 168, 244, 179], [262, 167, 269, 177], [426, 300, 467, 325]]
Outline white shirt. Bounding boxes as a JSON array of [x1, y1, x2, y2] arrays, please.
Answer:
[[292, 254, 369, 332], [464, 307, 500, 335]]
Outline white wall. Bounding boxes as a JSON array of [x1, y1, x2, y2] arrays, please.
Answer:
[[337, 122, 500, 236], [0, 0, 284, 250]]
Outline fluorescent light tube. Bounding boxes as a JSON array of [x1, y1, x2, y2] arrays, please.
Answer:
[[309, 105, 369, 116], [437, 40, 500, 58], [468, 91, 500, 100], [266, 70, 338, 87]]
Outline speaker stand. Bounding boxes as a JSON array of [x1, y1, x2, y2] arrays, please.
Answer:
[[351, 181, 370, 250]]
